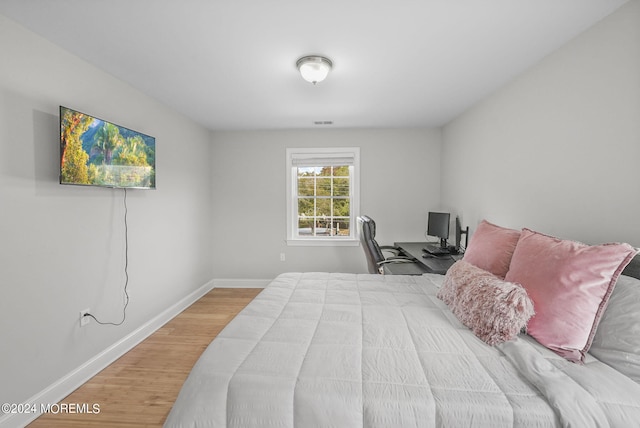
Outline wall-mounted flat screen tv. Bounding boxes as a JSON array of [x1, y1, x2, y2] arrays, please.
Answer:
[[59, 106, 156, 189]]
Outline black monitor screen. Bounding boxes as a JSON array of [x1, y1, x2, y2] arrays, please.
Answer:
[[427, 212, 450, 243]]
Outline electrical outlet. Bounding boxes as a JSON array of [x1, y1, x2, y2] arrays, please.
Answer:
[[280, 253, 286, 262], [80, 308, 91, 327]]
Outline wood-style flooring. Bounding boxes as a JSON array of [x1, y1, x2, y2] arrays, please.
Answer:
[[28, 288, 263, 428]]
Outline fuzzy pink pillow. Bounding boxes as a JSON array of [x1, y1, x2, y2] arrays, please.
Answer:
[[504, 229, 638, 363], [463, 220, 521, 278], [438, 260, 534, 346]]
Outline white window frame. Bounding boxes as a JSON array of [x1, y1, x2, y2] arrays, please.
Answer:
[[286, 147, 360, 246]]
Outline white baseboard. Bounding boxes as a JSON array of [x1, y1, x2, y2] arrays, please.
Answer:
[[213, 278, 271, 288], [0, 279, 216, 428]]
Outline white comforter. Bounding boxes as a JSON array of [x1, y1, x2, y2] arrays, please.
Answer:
[[164, 273, 640, 428]]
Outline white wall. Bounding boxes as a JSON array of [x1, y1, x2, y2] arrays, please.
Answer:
[[0, 15, 213, 410], [441, 1, 640, 247], [210, 128, 442, 278]]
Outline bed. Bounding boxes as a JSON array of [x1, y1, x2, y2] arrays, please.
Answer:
[[164, 224, 640, 428]]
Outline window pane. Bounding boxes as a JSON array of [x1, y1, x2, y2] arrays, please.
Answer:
[[297, 176, 315, 196], [318, 166, 333, 177], [297, 217, 314, 235], [297, 166, 321, 176], [333, 177, 350, 196], [333, 165, 349, 176], [334, 218, 350, 236], [333, 199, 350, 216], [316, 178, 331, 196], [315, 198, 331, 215], [298, 198, 315, 216]]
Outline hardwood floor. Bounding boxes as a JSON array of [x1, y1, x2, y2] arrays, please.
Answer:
[[28, 288, 263, 428]]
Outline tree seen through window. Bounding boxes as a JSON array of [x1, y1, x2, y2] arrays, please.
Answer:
[[296, 165, 351, 236]]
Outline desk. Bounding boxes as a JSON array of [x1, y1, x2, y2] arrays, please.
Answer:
[[395, 242, 462, 275]]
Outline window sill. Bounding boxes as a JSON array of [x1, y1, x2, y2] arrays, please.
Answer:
[[286, 238, 360, 247]]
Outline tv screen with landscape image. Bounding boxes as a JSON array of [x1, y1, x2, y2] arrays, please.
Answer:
[[59, 106, 156, 189]]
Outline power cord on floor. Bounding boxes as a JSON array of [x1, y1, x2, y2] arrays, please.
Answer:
[[83, 188, 130, 326]]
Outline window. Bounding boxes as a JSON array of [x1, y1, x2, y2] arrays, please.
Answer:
[[286, 147, 360, 246]]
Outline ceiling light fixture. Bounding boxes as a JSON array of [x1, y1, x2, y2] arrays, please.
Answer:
[[296, 55, 332, 84]]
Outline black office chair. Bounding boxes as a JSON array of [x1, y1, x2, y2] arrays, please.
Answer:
[[357, 215, 428, 275]]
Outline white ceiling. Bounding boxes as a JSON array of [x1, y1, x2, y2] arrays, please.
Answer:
[[0, 0, 628, 131]]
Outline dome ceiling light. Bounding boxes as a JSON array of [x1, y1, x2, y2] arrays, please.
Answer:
[[296, 55, 333, 84]]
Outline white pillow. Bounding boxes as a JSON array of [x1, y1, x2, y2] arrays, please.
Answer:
[[590, 274, 640, 383]]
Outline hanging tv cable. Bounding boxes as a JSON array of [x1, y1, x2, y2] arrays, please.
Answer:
[[83, 188, 130, 326]]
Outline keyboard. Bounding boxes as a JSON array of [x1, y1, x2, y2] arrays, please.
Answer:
[[423, 244, 450, 256]]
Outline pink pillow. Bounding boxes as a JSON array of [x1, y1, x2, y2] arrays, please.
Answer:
[[504, 229, 637, 363], [463, 220, 521, 278], [438, 260, 534, 346]]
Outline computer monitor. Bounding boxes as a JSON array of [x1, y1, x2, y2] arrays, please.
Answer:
[[427, 212, 450, 249]]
